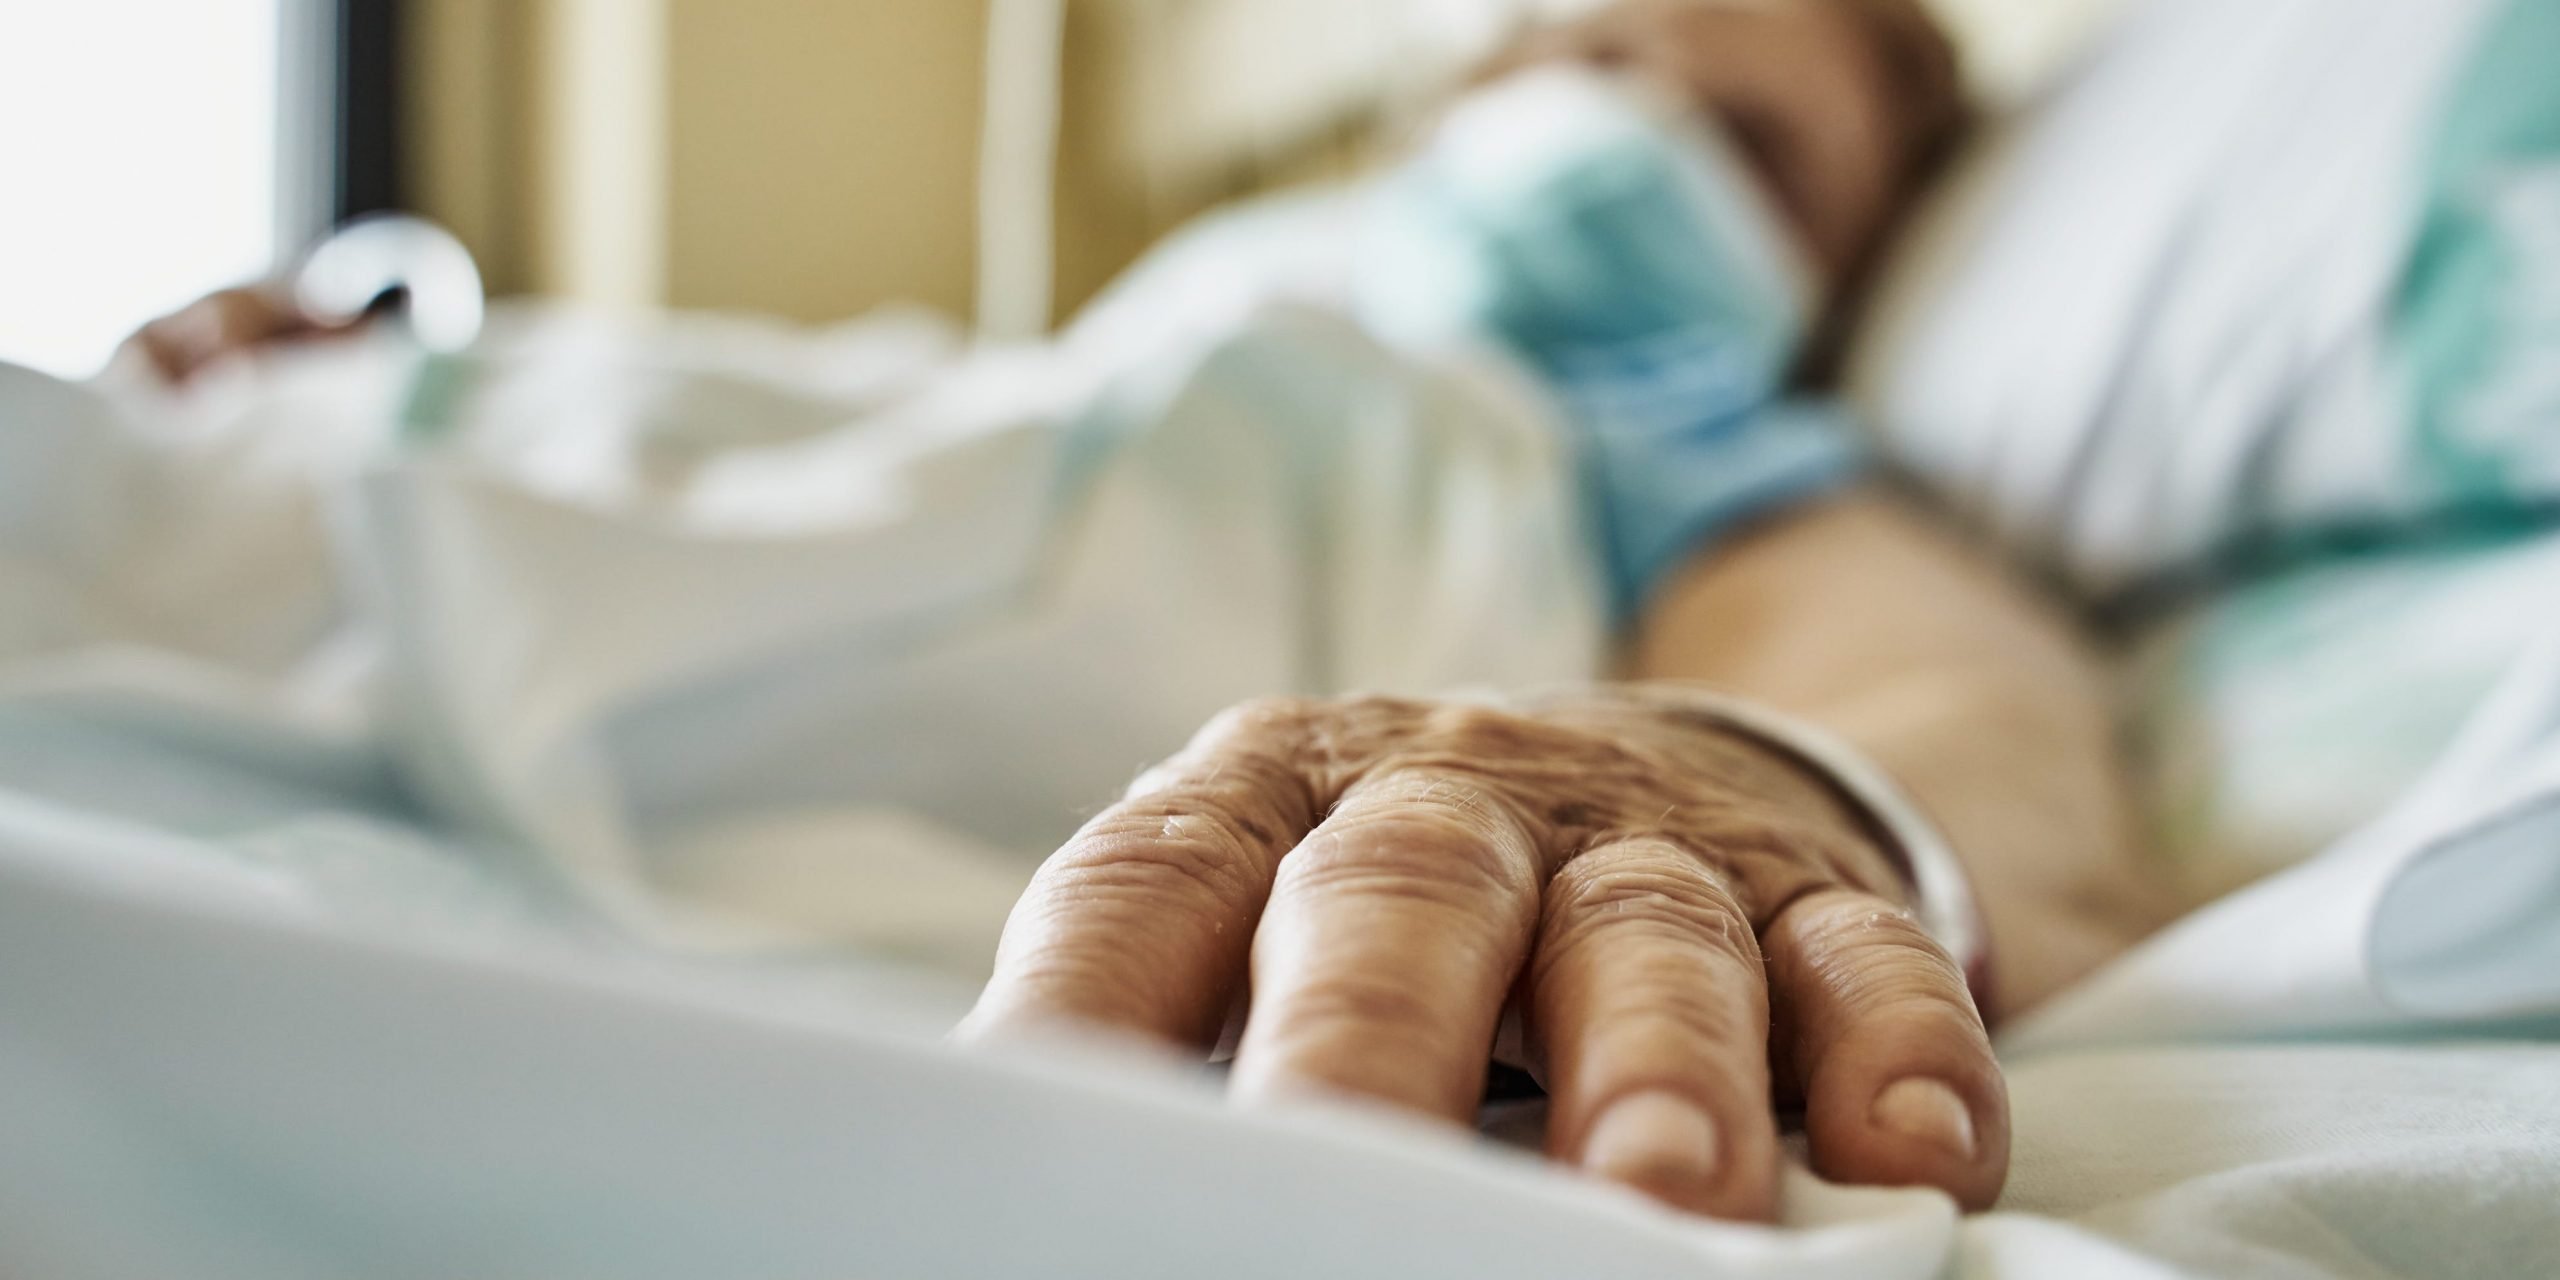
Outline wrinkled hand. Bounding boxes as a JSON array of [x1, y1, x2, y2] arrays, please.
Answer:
[[961, 691, 2007, 1218]]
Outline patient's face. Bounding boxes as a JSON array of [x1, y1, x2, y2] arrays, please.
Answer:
[[1497, 0, 1963, 288]]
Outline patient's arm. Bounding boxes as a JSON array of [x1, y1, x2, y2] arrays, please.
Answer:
[[1632, 488, 2173, 1012]]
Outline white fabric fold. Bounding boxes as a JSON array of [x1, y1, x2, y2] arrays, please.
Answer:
[[337, 305, 1604, 947], [0, 783, 1958, 1280], [2010, 627, 2560, 1051]]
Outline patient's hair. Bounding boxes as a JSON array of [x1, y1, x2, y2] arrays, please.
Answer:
[[1802, 0, 1972, 383], [1833, 0, 1972, 191]]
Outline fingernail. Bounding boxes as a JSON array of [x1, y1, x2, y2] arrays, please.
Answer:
[[1583, 1089, 1721, 1192], [1870, 1078, 1976, 1159]]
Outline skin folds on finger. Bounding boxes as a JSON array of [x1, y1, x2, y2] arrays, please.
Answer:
[[1763, 887, 2008, 1209], [1527, 838, 1783, 1220]]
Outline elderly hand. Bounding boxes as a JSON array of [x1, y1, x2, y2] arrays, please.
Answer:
[[961, 690, 2007, 1218]]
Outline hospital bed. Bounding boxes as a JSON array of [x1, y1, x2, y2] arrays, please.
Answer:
[[7, 0, 2560, 1276]]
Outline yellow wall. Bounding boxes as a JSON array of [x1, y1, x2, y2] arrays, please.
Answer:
[[406, 0, 990, 324], [406, 0, 535, 295], [401, 0, 1418, 329], [662, 0, 989, 322], [402, 0, 2135, 329]]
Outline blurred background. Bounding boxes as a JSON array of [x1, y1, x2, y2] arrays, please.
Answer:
[[0, 0, 2120, 379]]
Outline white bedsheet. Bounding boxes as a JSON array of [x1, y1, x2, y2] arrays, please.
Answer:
[[0, 295, 1603, 955], [3, 684, 2556, 1280], [3, 295, 2558, 1276]]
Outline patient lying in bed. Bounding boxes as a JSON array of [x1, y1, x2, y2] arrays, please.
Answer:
[[33, 0, 2560, 1244], [100, 0, 2069, 1220]]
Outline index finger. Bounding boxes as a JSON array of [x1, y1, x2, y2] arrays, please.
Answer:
[[959, 703, 1319, 1049]]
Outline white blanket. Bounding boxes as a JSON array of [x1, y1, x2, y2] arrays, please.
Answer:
[[8, 0, 2560, 1255], [0, 295, 1603, 956], [5, 287, 2560, 1275]]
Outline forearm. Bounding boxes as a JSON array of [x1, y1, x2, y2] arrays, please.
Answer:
[[1630, 488, 2171, 1012]]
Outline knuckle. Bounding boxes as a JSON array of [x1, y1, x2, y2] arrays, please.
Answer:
[[1124, 750, 1310, 846], [1542, 850, 1755, 956], [1284, 812, 1534, 910], [1785, 894, 1970, 1016], [1424, 702, 1547, 760], [1046, 815, 1270, 915], [1344, 790, 1498, 846], [1364, 768, 1510, 827], [1549, 854, 1744, 925], [1196, 695, 1320, 750], [1798, 891, 1943, 956], [1125, 759, 1190, 798], [1532, 863, 1766, 1007], [1429, 700, 1520, 737], [1339, 691, 1431, 719]]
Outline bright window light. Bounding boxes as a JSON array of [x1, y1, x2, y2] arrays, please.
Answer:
[[0, 1, 283, 378]]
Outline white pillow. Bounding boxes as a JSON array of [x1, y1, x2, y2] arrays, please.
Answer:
[[1916, 0, 2133, 106], [1846, 0, 2532, 597]]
